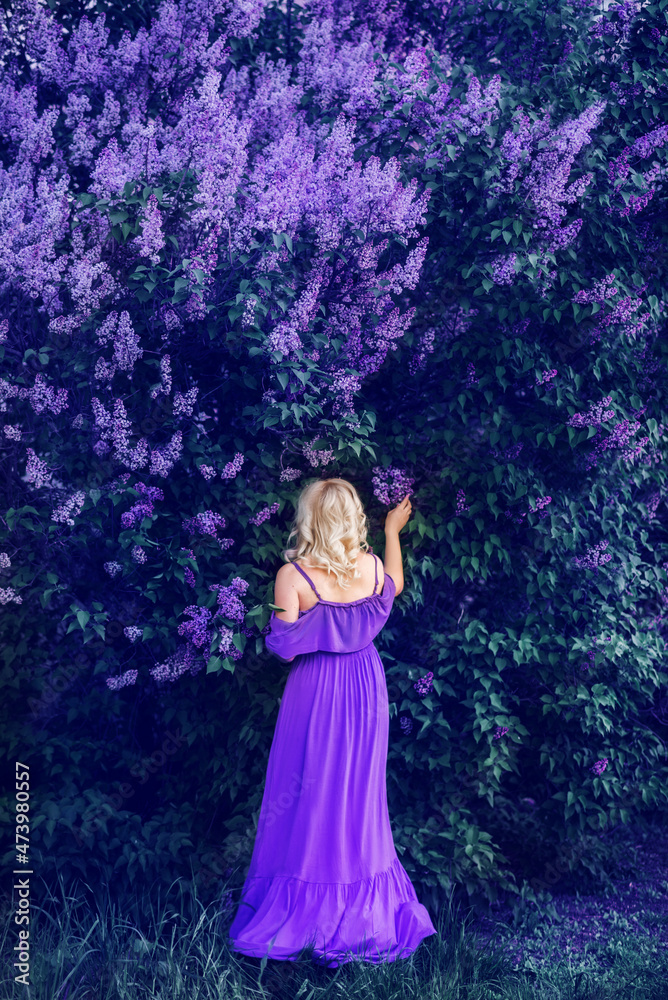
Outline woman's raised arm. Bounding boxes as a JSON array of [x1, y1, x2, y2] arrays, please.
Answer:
[[383, 494, 412, 596]]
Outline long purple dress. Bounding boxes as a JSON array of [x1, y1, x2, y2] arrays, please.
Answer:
[[227, 554, 437, 967]]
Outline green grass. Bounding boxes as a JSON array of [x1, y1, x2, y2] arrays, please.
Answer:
[[1, 867, 666, 1000]]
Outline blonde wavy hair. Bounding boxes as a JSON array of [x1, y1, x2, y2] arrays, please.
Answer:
[[282, 478, 371, 589]]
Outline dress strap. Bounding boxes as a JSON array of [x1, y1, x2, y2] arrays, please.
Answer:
[[292, 561, 322, 600], [372, 553, 378, 594]]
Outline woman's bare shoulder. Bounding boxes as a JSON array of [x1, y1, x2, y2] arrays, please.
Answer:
[[276, 561, 299, 582]]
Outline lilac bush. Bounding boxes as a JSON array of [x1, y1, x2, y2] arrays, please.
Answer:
[[0, 0, 666, 916]]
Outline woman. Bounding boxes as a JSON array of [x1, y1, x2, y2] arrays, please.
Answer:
[[227, 478, 437, 967]]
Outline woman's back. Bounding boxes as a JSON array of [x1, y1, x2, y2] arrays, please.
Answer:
[[293, 550, 386, 611], [266, 553, 396, 660]]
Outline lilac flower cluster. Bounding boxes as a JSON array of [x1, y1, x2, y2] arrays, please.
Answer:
[[580, 649, 596, 672], [219, 452, 245, 479], [585, 414, 651, 471], [0, 587, 22, 605], [150, 355, 173, 399], [121, 484, 164, 529], [150, 642, 204, 684], [643, 491, 664, 521], [371, 466, 414, 506], [408, 329, 435, 376], [490, 253, 517, 286], [413, 671, 433, 696], [573, 273, 618, 305], [0, 553, 10, 569], [216, 623, 245, 661], [527, 496, 552, 515], [248, 501, 280, 526], [400, 716, 413, 734], [17, 373, 69, 415], [185, 567, 196, 587], [592, 291, 649, 345], [591, 0, 640, 42], [149, 430, 183, 478], [590, 758, 609, 776], [463, 362, 479, 388], [124, 626, 143, 643], [108, 473, 131, 494], [131, 545, 147, 564], [199, 465, 217, 481], [491, 101, 604, 260], [4, 424, 21, 440], [493, 726, 509, 739], [51, 490, 86, 526], [279, 467, 302, 482], [104, 561, 122, 577], [303, 441, 334, 468], [573, 540, 612, 571], [0, 380, 19, 412], [178, 605, 213, 648], [454, 489, 471, 514], [535, 369, 557, 388], [209, 577, 249, 623], [106, 669, 138, 691], [173, 387, 199, 418], [567, 395, 615, 428], [134, 193, 165, 265], [182, 510, 227, 537], [24, 448, 52, 489], [91, 397, 149, 471], [330, 370, 363, 417]]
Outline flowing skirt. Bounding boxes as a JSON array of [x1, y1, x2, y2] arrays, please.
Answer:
[[227, 642, 437, 966]]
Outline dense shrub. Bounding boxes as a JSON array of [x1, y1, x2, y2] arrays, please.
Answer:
[[1, 0, 667, 920]]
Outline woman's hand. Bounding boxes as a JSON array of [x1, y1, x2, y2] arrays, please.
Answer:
[[384, 494, 413, 534]]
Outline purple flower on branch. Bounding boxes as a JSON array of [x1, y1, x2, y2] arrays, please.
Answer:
[[178, 605, 213, 648], [248, 501, 279, 526], [371, 466, 414, 506], [106, 669, 138, 690]]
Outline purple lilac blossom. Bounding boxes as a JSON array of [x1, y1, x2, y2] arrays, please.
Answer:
[[182, 510, 227, 537], [371, 466, 415, 506], [106, 668, 139, 690], [51, 490, 86, 526], [413, 671, 433, 695], [248, 501, 280, 526], [17, 373, 69, 415], [0, 586, 22, 604], [590, 758, 609, 776], [177, 605, 213, 648], [209, 577, 249, 622], [134, 193, 165, 264], [220, 452, 245, 479], [149, 430, 183, 477], [150, 642, 204, 684], [303, 441, 334, 467]]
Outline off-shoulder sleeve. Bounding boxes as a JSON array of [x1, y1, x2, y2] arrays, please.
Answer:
[[265, 612, 321, 663]]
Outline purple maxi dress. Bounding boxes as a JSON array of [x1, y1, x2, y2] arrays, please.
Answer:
[[227, 554, 437, 967]]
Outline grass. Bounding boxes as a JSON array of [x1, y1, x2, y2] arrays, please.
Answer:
[[1, 850, 667, 1000]]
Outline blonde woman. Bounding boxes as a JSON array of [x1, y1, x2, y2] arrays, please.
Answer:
[[227, 478, 436, 968]]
